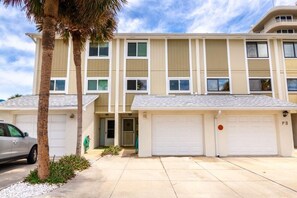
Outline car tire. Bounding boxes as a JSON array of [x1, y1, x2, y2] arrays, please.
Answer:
[[27, 146, 37, 164]]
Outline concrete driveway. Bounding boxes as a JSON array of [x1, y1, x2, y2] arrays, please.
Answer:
[[42, 156, 297, 198], [0, 160, 36, 190]]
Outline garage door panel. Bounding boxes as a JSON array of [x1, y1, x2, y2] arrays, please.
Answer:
[[152, 115, 203, 156], [227, 115, 277, 155], [16, 114, 66, 156]]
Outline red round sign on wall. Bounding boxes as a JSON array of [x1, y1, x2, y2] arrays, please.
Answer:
[[218, 125, 224, 131]]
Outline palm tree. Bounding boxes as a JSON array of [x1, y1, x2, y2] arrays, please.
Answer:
[[55, 0, 126, 155], [2, 0, 59, 180]]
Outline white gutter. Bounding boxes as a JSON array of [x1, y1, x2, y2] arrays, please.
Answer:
[[0, 107, 79, 111], [131, 107, 297, 111], [214, 110, 222, 157]]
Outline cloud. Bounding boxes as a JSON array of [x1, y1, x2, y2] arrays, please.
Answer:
[[0, 4, 35, 100], [117, 0, 297, 33]]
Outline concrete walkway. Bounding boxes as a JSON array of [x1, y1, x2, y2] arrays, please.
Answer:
[[41, 155, 297, 198]]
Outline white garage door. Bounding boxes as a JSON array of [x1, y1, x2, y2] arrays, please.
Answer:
[[152, 115, 203, 155], [16, 114, 66, 156], [227, 115, 278, 155]]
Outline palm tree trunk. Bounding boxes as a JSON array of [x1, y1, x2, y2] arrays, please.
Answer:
[[72, 32, 83, 156], [37, 0, 59, 180]]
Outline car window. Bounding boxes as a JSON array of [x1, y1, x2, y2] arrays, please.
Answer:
[[7, 125, 23, 137], [0, 124, 6, 137]]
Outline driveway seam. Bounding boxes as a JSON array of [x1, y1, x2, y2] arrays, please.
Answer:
[[193, 160, 244, 198], [159, 157, 179, 198], [109, 157, 131, 198], [222, 158, 297, 194]]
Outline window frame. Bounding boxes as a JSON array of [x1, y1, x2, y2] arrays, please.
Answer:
[[249, 78, 272, 93], [0, 123, 8, 137], [6, 124, 24, 138], [246, 42, 269, 59], [283, 42, 297, 58], [275, 15, 293, 22], [88, 41, 110, 59], [86, 77, 109, 93], [287, 78, 297, 92], [126, 77, 149, 93], [168, 77, 191, 93], [50, 78, 66, 93], [206, 78, 230, 93], [276, 29, 295, 34], [126, 40, 148, 59]]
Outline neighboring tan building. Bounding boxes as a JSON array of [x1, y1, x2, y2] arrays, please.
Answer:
[[1, 6, 297, 157]]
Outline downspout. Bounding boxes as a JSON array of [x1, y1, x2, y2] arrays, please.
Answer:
[[214, 110, 222, 157]]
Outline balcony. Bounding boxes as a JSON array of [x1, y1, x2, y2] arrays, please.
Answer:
[[263, 19, 297, 33]]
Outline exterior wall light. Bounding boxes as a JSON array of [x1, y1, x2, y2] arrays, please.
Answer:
[[143, 112, 147, 119], [283, 111, 289, 117], [70, 113, 75, 119]]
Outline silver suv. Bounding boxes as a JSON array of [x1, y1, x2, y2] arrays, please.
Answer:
[[0, 122, 37, 164]]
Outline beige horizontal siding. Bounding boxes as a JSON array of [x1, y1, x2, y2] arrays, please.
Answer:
[[126, 59, 148, 77], [168, 39, 190, 77], [248, 59, 270, 77], [286, 60, 297, 71], [289, 94, 297, 103], [126, 93, 135, 112], [286, 71, 297, 77], [95, 94, 108, 112], [206, 39, 228, 77], [87, 59, 109, 77], [51, 40, 68, 77]]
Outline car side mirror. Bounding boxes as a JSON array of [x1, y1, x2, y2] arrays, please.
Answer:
[[24, 132, 29, 137]]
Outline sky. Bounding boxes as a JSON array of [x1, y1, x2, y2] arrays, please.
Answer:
[[0, 0, 296, 100]]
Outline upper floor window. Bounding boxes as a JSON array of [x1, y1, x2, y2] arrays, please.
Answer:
[[87, 78, 108, 92], [276, 29, 294, 34], [283, 42, 297, 58], [287, 79, 297, 91], [249, 78, 271, 92], [207, 78, 230, 92], [275, 15, 293, 22], [89, 42, 109, 57], [246, 42, 268, 58], [126, 79, 147, 92], [169, 78, 190, 92], [127, 41, 147, 57], [50, 79, 66, 92]]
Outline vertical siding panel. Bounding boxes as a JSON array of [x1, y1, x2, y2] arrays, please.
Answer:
[[151, 39, 166, 95]]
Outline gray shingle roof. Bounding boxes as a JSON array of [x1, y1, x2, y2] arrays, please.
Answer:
[[0, 95, 98, 110], [131, 95, 297, 111]]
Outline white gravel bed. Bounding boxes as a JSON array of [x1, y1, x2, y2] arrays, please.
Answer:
[[0, 182, 59, 198]]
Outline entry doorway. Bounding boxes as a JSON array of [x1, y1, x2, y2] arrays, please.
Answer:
[[122, 118, 135, 146], [105, 119, 115, 146]]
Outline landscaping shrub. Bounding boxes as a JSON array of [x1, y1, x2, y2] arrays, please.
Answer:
[[25, 155, 91, 184], [58, 155, 90, 171], [101, 145, 122, 156], [25, 161, 75, 184]]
